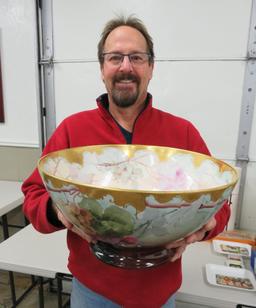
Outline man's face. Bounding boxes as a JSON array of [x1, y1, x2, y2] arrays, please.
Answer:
[[101, 26, 154, 108]]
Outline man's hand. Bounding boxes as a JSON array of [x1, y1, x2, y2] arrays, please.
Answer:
[[166, 217, 216, 262], [185, 216, 216, 244], [53, 204, 93, 243]]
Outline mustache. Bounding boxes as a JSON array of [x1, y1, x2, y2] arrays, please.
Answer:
[[113, 73, 139, 83]]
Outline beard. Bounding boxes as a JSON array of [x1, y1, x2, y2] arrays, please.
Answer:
[[112, 88, 139, 108], [111, 73, 140, 108]]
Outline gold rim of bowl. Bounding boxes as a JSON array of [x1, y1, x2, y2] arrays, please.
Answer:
[[38, 144, 239, 195]]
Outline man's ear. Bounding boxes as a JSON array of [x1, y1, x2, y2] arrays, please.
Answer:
[[100, 66, 105, 83], [149, 62, 154, 80]]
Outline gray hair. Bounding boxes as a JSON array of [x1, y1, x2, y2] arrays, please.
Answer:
[[98, 15, 154, 65]]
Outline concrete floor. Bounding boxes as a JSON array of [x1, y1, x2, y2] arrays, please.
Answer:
[[0, 270, 68, 308], [0, 208, 211, 308]]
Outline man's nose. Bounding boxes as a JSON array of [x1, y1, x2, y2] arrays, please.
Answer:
[[119, 55, 133, 71]]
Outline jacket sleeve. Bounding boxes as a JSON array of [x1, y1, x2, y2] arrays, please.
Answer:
[[22, 121, 70, 233], [187, 122, 231, 240], [203, 201, 230, 240]]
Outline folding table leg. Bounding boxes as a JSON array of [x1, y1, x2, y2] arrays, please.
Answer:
[[57, 274, 63, 308], [9, 271, 17, 307], [38, 276, 45, 308], [2, 214, 10, 239], [2, 214, 17, 307], [56, 273, 72, 308]]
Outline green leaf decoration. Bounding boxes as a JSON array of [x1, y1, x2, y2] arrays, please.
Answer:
[[78, 200, 134, 238], [95, 220, 133, 237], [95, 206, 134, 237], [79, 197, 103, 218], [103, 206, 133, 225]]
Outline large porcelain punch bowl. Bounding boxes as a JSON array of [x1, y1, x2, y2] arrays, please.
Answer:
[[38, 145, 238, 268]]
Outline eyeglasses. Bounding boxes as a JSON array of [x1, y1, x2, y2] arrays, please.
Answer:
[[101, 52, 151, 66]]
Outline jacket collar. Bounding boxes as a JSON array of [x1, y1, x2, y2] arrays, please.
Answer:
[[96, 93, 153, 132]]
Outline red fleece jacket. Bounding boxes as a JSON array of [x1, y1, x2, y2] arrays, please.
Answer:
[[22, 94, 230, 307]]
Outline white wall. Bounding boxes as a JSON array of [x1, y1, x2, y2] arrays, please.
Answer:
[[53, 0, 250, 60], [50, 0, 256, 230], [52, 0, 251, 160], [1, 1, 255, 229], [0, 0, 40, 147], [240, 95, 256, 230]]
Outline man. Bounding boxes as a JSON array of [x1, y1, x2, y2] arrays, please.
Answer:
[[22, 16, 230, 307]]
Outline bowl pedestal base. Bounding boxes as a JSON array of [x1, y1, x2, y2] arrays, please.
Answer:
[[90, 241, 174, 269]]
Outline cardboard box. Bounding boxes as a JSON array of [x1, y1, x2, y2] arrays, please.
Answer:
[[214, 229, 256, 246]]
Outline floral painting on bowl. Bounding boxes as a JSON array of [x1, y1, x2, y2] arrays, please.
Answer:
[[39, 144, 238, 268]]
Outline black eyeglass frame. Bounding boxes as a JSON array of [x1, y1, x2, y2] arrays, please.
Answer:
[[100, 52, 152, 65]]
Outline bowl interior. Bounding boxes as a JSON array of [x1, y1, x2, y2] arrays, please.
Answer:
[[40, 144, 237, 193]]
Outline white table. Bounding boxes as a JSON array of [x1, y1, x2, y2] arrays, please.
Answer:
[[178, 241, 256, 308], [0, 224, 69, 278], [0, 180, 24, 238], [0, 180, 25, 306], [0, 225, 255, 308], [0, 180, 24, 217], [0, 224, 70, 308]]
